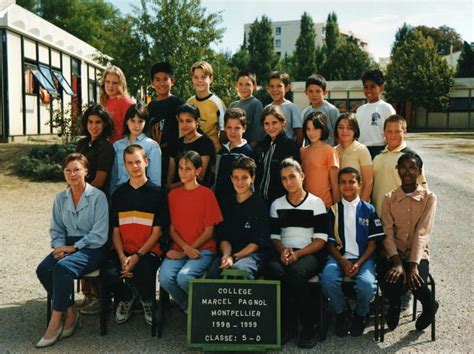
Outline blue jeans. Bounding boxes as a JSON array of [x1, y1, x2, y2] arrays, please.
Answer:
[[158, 250, 213, 312], [36, 248, 106, 312], [207, 253, 262, 280], [320, 256, 376, 316]]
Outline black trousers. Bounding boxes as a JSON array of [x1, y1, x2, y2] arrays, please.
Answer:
[[105, 252, 161, 302], [378, 258, 432, 308], [264, 252, 320, 331]]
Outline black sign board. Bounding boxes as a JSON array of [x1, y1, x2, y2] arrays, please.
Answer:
[[187, 278, 281, 351]]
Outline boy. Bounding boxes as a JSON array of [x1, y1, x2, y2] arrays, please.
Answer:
[[148, 62, 183, 185], [110, 144, 169, 326], [380, 152, 438, 332], [187, 61, 226, 152], [372, 115, 427, 217], [214, 108, 255, 200], [229, 70, 265, 147], [265, 71, 303, 146], [320, 167, 383, 337], [301, 74, 339, 146], [356, 69, 396, 158]]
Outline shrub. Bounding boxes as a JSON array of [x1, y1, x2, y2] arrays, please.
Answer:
[[19, 143, 76, 181]]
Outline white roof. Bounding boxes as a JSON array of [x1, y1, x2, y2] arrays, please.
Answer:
[[0, 2, 106, 67]]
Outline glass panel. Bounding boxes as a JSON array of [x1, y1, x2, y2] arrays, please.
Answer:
[[52, 70, 75, 96], [329, 99, 347, 113], [27, 64, 58, 94], [450, 98, 469, 112]]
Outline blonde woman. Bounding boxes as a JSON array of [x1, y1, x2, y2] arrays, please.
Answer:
[[100, 66, 135, 142]]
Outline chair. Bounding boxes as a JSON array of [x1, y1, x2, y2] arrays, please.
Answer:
[[46, 269, 108, 335]]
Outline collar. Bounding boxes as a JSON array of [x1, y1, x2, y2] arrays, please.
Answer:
[[394, 184, 425, 202], [342, 196, 360, 208], [65, 183, 94, 212], [340, 140, 359, 153], [224, 139, 248, 151], [382, 141, 407, 153], [194, 93, 213, 102]]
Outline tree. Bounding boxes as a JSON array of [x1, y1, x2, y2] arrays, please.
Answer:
[[386, 30, 454, 112], [247, 15, 279, 86], [416, 25, 463, 55], [231, 33, 251, 71], [293, 12, 317, 80], [325, 12, 340, 58], [456, 41, 474, 77]]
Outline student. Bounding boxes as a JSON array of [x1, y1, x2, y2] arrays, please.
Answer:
[[166, 103, 215, 190], [380, 152, 438, 332], [147, 62, 184, 185], [264, 158, 328, 348], [187, 61, 226, 152], [214, 108, 255, 200], [265, 71, 303, 146], [301, 74, 339, 146], [320, 167, 383, 337], [110, 104, 162, 193], [372, 114, 427, 216], [208, 156, 270, 280], [355, 69, 396, 158], [300, 112, 340, 208], [159, 151, 223, 312], [99, 65, 135, 142], [255, 105, 300, 205], [334, 112, 373, 201], [229, 70, 265, 147], [110, 145, 169, 326]]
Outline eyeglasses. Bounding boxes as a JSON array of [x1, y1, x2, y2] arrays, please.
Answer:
[[64, 168, 84, 175]]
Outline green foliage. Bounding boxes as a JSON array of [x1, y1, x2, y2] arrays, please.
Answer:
[[46, 103, 84, 144], [208, 53, 239, 105], [231, 33, 251, 71], [19, 143, 76, 181], [325, 12, 340, 58], [247, 15, 279, 86], [456, 42, 474, 77], [293, 12, 317, 81], [386, 30, 454, 111]]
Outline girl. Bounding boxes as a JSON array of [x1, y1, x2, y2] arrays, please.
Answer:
[[166, 103, 214, 190], [207, 156, 270, 280], [159, 151, 223, 312], [263, 158, 328, 348], [255, 105, 299, 204], [110, 104, 161, 193], [36, 153, 108, 348], [334, 112, 373, 201], [99, 66, 135, 142], [300, 111, 340, 208]]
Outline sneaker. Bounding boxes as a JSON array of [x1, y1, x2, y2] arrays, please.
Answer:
[[80, 298, 100, 315], [415, 300, 439, 331], [386, 303, 401, 330], [140, 298, 154, 326], [297, 326, 318, 349], [115, 295, 137, 324], [350, 313, 366, 337], [335, 312, 349, 337], [75, 296, 93, 308]]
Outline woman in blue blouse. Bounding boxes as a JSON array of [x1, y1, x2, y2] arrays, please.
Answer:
[[36, 153, 109, 348], [110, 103, 162, 193]]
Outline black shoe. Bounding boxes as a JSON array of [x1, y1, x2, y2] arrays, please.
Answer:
[[335, 312, 349, 337], [416, 300, 439, 331], [350, 313, 366, 337], [386, 303, 401, 330], [297, 326, 318, 349]]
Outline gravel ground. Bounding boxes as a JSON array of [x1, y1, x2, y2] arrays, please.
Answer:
[[0, 133, 473, 353]]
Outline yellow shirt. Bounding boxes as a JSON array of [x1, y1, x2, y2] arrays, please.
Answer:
[[187, 94, 225, 152], [372, 142, 428, 216], [335, 140, 372, 172]]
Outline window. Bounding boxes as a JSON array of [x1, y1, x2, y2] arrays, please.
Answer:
[[275, 27, 281, 35], [52, 70, 75, 96], [275, 39, 281, 48], [25, 63, 58, 95], [348, 99, 365, 112], [450, 98, 471, 112], [276, 51, 281, 57], [329, 99, 347, 113], [88, 79, 99, 104]]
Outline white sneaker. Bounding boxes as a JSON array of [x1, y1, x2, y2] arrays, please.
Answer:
[[80, 298, 100, 315], [140, 298, 154, 326], [115, 294, 137, 324]]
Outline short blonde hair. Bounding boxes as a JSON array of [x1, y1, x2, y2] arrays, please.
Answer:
[[191, 61, 213, 77], [99, 65, 129, 104], [384, 114, 407, 131]]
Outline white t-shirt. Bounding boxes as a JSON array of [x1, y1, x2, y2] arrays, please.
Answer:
[[356, 100, 396, 147]]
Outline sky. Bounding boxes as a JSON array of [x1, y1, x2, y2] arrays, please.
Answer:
[[115, 0, 473, 62]]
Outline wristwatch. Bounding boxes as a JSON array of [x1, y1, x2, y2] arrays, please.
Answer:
[[135, 251, 144, 260]]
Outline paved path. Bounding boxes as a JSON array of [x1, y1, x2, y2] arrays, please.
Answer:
[[0, 133, 472, 352]]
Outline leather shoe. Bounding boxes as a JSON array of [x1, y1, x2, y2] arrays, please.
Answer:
[[386, 303, 401, 330], [36, 324, 63, 348], [61, 311, 80, 339], [416, 300, 439, 331]]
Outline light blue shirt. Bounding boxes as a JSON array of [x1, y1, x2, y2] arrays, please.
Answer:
[[50, 183, 109, 250], [110, 133, 162, 193], [301, 100, 340, 146], [265, 100, 302, 139]]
